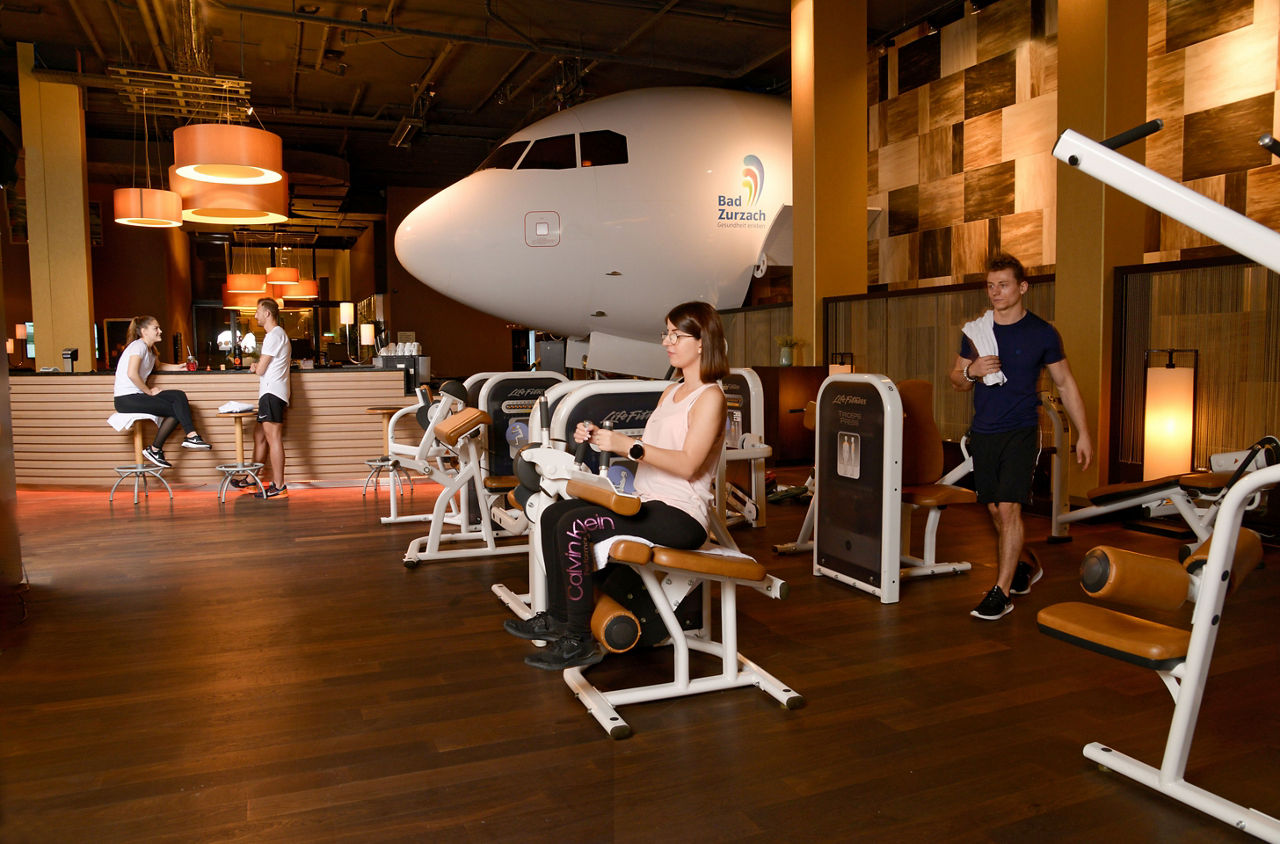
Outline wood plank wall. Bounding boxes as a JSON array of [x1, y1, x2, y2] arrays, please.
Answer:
[[10, 369, 411, 488]]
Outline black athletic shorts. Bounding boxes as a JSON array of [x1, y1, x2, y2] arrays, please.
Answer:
[[969, 425, 1039, 505], [258, 393, 288, 424]]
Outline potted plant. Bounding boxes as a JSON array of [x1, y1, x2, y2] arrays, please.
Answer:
[[775, 335, 801, 366]]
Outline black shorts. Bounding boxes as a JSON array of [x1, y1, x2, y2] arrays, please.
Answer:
[[969, 426, 1039, 505], [258, 393, 288, 424]]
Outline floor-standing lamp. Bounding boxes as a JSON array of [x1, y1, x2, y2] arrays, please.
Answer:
[[339, 302, 355, 361], [1142, 348, 1198, 481]]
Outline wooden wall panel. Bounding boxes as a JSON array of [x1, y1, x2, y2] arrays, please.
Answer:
[[926, 72, 965, 130], [899, 33, 942, 94], [1166, 0, 1252, 53], [1182, 93, 1274, 181], [11, 370, 409, 489], [964, 52, 1018, 119], [964, 161, 1016, 221], [1001, 91, 1057, 160], [919, 175, 964, 230], [977, 0, 1033, 63], [1182, 23, 1277, 114], [962, 111, 1003, 170]]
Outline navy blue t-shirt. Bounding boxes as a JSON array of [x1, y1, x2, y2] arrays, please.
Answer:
[[959, 311, 1063, 434]]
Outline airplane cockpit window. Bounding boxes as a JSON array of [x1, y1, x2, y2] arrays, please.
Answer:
[[516, 134, 577, 170], [476, 141, 530, 171], [580, 130, 628, 167]]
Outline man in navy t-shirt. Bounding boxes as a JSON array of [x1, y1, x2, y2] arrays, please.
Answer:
[[950, 253, 1093, 620]]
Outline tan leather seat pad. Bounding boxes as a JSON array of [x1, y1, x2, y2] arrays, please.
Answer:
[[1037, 602, 1189, 664], [435, 407, 490, 447], [902, 483, 977, 507]]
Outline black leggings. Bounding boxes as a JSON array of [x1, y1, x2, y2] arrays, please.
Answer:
[[540, 498, 706, 636], [114, 390, 197, 448]]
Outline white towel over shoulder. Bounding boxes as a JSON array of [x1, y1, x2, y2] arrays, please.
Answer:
[[962, 310, 1008, 386]]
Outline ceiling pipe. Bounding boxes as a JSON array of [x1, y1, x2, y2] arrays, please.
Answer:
[[470, 52, 530, 112], [560, 0, 787, 30], [290, 20, 303, 108], [206, 0, 772, 79], [314, 24, 333, 70], [102, 0, 138, 64], [65, 0, 109, 66], [583, 0, 679, 76], [133, 0, 170, 71]]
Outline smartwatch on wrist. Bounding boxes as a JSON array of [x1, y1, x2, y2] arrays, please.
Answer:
[[628, 440, 646, 461]]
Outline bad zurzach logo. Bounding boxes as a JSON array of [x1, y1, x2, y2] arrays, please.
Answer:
[[716, 154, 768, 229], [564, 514, 615, 600]]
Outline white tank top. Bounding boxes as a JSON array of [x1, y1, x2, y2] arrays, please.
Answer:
[[634, 382, 722, 529]]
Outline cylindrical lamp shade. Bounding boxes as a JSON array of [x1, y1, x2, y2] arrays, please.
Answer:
[[173, 124, 284, 185], [226, 273, 268, 294], [222, 286, 268, 311], [113, 188, 183, 227], [170, 166, 289, 225], [266, 266, 299, 285], [1143, 365, 1195, 480], [284, 278, 319, 299], [15, 323, 27, 340], [339, 302, 355, 325], [360, 323, 376, 346]]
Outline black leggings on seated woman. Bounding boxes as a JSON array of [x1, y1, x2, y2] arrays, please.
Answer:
[[114, 390, 196, 447], [541, 498, 707, 636]]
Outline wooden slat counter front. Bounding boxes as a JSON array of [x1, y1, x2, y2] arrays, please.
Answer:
[[10, 368, 412, 488]]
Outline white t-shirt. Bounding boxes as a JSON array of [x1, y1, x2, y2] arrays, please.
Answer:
[[113, 339, 154, 397], [259, 325, 291, 403]]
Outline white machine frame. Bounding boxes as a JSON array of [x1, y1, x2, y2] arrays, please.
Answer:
[[717, 367, 773, 528], [1068, 464, 1280, 841]]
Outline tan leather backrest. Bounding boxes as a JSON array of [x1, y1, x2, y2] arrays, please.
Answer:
[[897, 380, 943, 485]]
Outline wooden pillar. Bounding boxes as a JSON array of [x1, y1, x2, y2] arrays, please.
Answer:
[[17, 42, 95, 371], [1055, 1, 1147, 496], [792, 0, 867, 365], [0, 208, 25, 635]]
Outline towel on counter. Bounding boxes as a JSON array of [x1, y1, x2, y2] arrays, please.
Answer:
[[962, 310, 1008, 386], [218, 400, 256, 414]]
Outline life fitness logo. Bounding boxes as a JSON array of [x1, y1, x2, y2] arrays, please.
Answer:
[[716, 154, 768, 229]]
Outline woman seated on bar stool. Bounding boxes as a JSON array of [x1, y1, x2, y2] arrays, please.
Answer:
[[504, 301, 728, 670], [112, 315, 211, 468]]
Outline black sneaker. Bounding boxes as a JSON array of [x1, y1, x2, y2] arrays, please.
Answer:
[[523, 634, 605, 671], [255, 483, 288, 499], [228, 475, 257, 490], [970, 586, 1013, 620], [143, 446, 171, 468], [182, 434, 212, 450], [1010, 558, 1043, 596], [504, 611, 568, 642]]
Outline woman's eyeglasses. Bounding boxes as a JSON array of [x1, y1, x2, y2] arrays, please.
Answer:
[[659, 330, 694, 343]]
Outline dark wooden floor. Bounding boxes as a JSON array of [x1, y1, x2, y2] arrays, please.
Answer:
[[2, 478, 1278, 842]]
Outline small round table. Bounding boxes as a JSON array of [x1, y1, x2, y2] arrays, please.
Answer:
[[363, 405, 412, 496], [215, 410, 266, 502]]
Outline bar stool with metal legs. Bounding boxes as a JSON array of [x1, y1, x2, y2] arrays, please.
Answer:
[[215, 410, 265, 503], [363, 405, 412, 496], [107, 412, 174, 504]]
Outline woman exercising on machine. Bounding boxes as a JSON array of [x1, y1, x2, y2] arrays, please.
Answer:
[[504, 301, 729, 670]]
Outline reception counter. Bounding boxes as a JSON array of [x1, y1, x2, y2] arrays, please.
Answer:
[[10, 368, 413, 489]]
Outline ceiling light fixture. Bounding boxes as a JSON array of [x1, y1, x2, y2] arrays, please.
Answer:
[[113, 89, 182, 228], [174, 122, 284, 185], [169, 166, 290, 225]]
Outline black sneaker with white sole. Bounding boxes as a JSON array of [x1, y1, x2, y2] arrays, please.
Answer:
[[1010, 559, 1043, 596], [970, 586, 1013, 620], [504, 611, 568, 642], [143, 445, 172, 468], [182, 434, 212, 449], [523, 633, 605, 671]]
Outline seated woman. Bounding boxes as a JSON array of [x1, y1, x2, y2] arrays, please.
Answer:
[[505, 301, 728, 670], [112, 315, 211, 468]]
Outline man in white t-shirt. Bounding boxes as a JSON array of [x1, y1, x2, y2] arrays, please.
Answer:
[[251, 297, 291, 498]]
